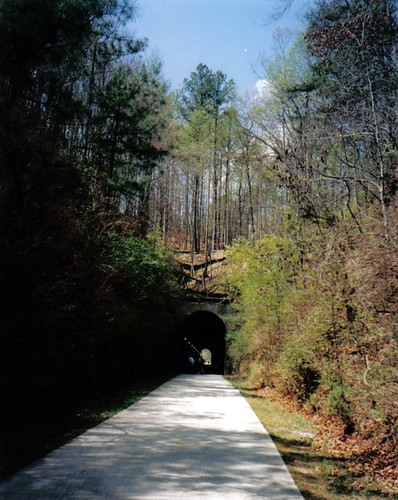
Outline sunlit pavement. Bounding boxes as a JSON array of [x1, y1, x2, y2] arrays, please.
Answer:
[[0, 375, 302, 499]]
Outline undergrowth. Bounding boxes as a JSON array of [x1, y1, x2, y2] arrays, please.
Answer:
[[226, 207, 398, 481], [229, 377, 398, 499]]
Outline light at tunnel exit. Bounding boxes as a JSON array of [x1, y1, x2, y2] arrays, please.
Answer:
[[180, 311, 226, 374]]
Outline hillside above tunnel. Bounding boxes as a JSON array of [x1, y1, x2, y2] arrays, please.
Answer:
[[174, 250, 230, 300]]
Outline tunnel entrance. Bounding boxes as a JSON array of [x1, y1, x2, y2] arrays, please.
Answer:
[[180, 311, 227, 374]]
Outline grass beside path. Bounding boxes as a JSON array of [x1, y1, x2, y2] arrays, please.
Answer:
[[0, 374, 173, 480], [228, 377, 395, 500]]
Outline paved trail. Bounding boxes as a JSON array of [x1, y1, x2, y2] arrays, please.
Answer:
[[0, 375, 302, 499]]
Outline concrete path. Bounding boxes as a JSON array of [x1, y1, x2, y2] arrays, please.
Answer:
[[0, 375, 302, 499]]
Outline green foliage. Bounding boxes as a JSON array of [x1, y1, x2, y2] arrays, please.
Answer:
[[325, 382, 352, 425], [226, 208, 397, 459], [179, 63, 235, 119], [108, 232, 179, 307], [176, 107, 213, 174], [95, 61, 168, 193], [265, 36, 312, 100], [0, 0, 179, 452], [226, 234, 300, 384], [278, 343, 320, 401]]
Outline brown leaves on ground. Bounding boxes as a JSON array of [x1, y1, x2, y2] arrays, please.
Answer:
[[256, 386, 398, 495]]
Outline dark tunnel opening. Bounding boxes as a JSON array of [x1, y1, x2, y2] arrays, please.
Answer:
[[179, 311, 227, 375]]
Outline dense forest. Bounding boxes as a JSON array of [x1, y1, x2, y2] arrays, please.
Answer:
[[222, 0, 398, 482], [0, 0, 181, 421], [0, 0, 397, 486]]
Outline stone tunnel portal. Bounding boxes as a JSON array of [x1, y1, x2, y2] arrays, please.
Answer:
[[180, 310, 227, 375]]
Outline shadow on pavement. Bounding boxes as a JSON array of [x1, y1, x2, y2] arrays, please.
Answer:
[[0, 375, 302, 499]]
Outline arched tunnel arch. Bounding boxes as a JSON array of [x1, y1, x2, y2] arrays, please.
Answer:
[[180, 311, 227, 374]]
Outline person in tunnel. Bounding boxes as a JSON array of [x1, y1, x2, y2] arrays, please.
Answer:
[[181, 311, 226, 374], [197, 355, 204, 374], [187, 356, 195, 374]]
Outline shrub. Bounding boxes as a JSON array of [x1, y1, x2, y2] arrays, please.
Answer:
[[325, 382, 353, 425], [278, 344, 321, 400]]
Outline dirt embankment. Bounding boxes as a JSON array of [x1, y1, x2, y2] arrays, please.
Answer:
[[174, 250, 229, 297]]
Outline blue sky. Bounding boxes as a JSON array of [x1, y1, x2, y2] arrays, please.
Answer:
[[130, 0, 312, 95]]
